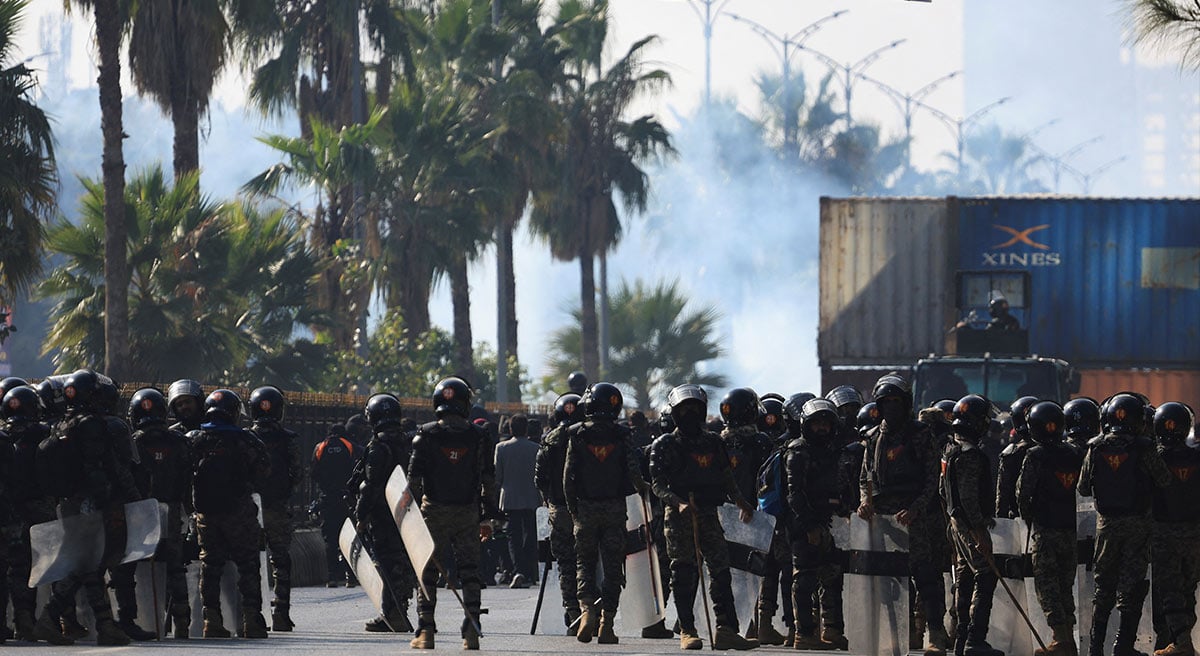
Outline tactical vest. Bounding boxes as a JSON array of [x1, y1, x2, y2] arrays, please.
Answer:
[[1090, 436, 1150, 517], [377, 427, 412, 473], [838, 441, 867, 512], [723, 429, 769, 508], [134, 425, 189, 503], [1154, 445, 1200, 523], [667, 433, 729, 507], [1029, 444, 1082, 530], [871, 423, 926, 505], [253, 423, 294, 505], [571, 422, 631, 500], [996, 441, 1030, 518], [193, 430, 252, 514], [940, 443, 993, 526], [539, 430, 569, 505], [804, 441, 844, 519], [8, 421, 49, 502], [420, 424, 482, 505]]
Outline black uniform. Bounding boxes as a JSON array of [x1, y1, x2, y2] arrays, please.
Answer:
[[785, 432, 845, 640], [354, 424, 417, 628], [995, 437, 1032, 519], [311, 432, 358, 585], [3, 416, 51, 634], [534, 423, 578, 626]]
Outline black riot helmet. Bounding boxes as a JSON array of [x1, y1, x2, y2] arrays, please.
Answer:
[[204, 389, 243, 424], [872, 374, 913, 424], [553, 393, 583, 427], [1010, 396, 1040, 437], [667, 384, 708, 434], [0, 377, 29, 398], [1064, 398, 1100, 441], [249, 386, 286, 422], [720, 388, 761, 428], [1154, 402, 1194, 445], [783, 393, 816, 426], [168, 379, 204, 424], [800, 398, 840, 441], [582, 382, 623, 420], [952, 395, 992, 440], [94, 375, 119, 413], [63, 369, 100, 410], [432, 377, 472, 418], [2, 386, 41, 422], [128, 387, 168, 428], [1027, 401, 1066, 446], [825, 385, 864, 419], [856, 402, 882, 436], [365, 393, 403, 429], [567, 371, 588, 396], [35, 376, 67, 419], [759, 397, 785, 434], [934, 399, 958, 423], [658, 404, 675, 433], [1103, 393, 1147, 435]]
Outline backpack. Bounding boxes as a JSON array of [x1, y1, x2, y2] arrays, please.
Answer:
[[756, 447, 787, 517], [193, 435, 241, 513]]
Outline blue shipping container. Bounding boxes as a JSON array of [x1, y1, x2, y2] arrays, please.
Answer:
[[954, 197, 1200, 368]]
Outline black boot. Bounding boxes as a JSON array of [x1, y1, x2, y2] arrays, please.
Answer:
[[1091, 614, 1111, 656], [1113, 609, 1149, 656], [117, 614, 158, 641]]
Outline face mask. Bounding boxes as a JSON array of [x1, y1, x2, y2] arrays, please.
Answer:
[[879, 400, 907, 426]]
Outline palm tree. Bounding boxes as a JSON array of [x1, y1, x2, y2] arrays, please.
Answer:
[[1125, 0, 1200, 70], [547, 279, 726, 410], [39, 166, 326, 385], [530, 1, 673, 380], [126, 0, 230, 180], [954, 123, 1048, 194], [0, 0, 56, 308], [67, 0, 128, 378]]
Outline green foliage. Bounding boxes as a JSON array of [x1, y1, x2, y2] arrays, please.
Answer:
[[547, 279, 726, 410], [471, 341, 529, 403], [1124, 0, 1200, 70], [323, 307, 454, 397]]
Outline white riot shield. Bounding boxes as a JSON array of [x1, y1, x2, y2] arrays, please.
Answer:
[[844, 514, 909, 656], [186, 494, 270, 637], [987, 517, 1036, 655], [693, 505, 775, 631], [384, 466, 436, 594], [534, 507, 567, 636], [131, 503, 170, 638], [29, 498, 162, 587], [339, 519, 387, 614], [1075, 501, 1155, 655], [616, 493, 666, 636]]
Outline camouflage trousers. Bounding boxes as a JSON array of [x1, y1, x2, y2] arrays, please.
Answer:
[[573, 497, 627, 613], [197, 499, 264, 613], [1152, 521, 1200, 647], [949, 522, 998, 642], [416, 501, 481, 636], [876, 505, 948, 625], [1031, 525, 1077, 628], [759, 525, 795, 627], [664, 505, 739, 632], [547, 503, 578, 612], [262, 504, 293, 607], [1093, 515, 1152, 616], [790, 524, 843, 634]]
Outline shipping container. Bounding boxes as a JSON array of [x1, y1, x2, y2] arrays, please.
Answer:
[[819, 196, 1200, 371], [1076, 369, 1200, 406], [818, 198, 957, 366]]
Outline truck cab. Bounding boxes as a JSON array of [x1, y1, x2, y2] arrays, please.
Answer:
[[912, 354, 1079, 409]]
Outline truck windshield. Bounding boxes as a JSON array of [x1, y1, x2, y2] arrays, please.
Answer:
[[915, 361, 1060, 408]]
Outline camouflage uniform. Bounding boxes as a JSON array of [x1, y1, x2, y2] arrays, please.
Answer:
[[1016, 440, 1084, 633], [1150, 440, 1200, 651], [650, 428, 747, 634], [535, 424, 578, 624], [721, 425, 782, 634], [251, 419, 302, 618], [1078, 431, 1173, 653], [190, 423, 271, 631], [995, 437, 1032, 520], [784, 430, 846, 640], [354, 424, 418, 626], [563, 418, 646, 616], [940, 435, 999, 651], [408, 415, 498, 639]]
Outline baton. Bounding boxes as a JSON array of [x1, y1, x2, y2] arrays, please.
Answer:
[[689, 494, 716, 651], [149, 557, 161, 639], [961, 529, 1047, 651], [530, 558, 552, 635], [430, 556, 484, 638], [640, 493, 663, 615]]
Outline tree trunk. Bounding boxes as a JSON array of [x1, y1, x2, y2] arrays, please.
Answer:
[[449, 256, 476, 385], [578, 251, 599, 380], [170, 87, 199, 180], [634, 380, 652, 414], [598, 249, 609, 378], [495, 220, 518, 401], [96, 0, 128, 379]]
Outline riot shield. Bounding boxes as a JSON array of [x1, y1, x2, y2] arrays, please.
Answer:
[[615, 493, 666, 636], [691, 504, 775, 631], [29, 498, 162, 587], [533, 506, 567, 636], [987, 517, 1036, 655], [843, 514, 909, 656], [185, 494, 271, 637], [384, 466, 435, 595], [339, 519, 387, 614]]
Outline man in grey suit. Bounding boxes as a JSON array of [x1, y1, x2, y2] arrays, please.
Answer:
[[495, 414, 541, 588]]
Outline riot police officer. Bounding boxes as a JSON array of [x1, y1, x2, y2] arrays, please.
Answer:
[[353, 393, 416, 632], [311, 425, 358, 588], [942, 395, 1002, 656], [111, 387, 193, 639], [167, 379, 205, 433], [408, 378, 499, 650], [1017, 401, 1085, 656], [1150, 402, 1200, 656], [190, 389, 271, 639], [34, 376, 67, 426], [563, 382, 647, 645], [1064, 398, 1101, 450], [996, 396, 1039, 520], [1078, 393, 1173, 656], [247, 386, 301, 631], [759, 396, 787, 442], [785, 398, 848, 650], [1, 385, 52, 642], [650, 384, 758, 651], [534, 392, 583, 632], [568, 372, 588, 396], [858, 374, 950, 655]]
